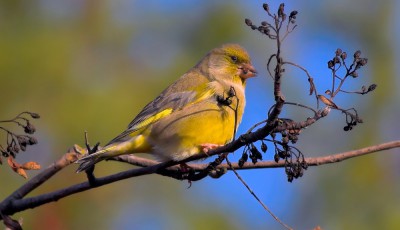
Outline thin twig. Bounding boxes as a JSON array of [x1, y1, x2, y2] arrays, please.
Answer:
[[226, 156, 293, 230], [267, 54, 276, 79], [282, 61, 318, 98]]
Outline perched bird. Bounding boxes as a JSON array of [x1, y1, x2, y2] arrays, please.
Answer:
[[76, 44, 257, 172]]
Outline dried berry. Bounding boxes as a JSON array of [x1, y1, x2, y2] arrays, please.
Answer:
[[238, 153, 248, 168], [340, 52, 347, 60], [361, 85, 367, 93], [274, 153, 280, 163], [263, 3, 269, 12], [17, 136, 27, 147], [328, 60, 334, 68], [335, 48, 342, 56], [354, 50, 361, 59], [281, 13, 287, 21], [289, 11, 298, 18], [24, 121, 36, 134], [278, 3, 285, 17], [368, 84, 377, 92], [245, 18, 252, 26], [13, 145, 20, 153], [333, 56, 340, 64], [261, 142, 267, 153], [350, 71, 358, 78], [358, 58, 368, 66], [28, 112, 40, 119], [28, 136, 38, 145], [250, 145, 262, 160]]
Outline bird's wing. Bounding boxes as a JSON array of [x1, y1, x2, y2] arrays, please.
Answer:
[[128, 90, 197, 130], [106, 81, 214, 145]]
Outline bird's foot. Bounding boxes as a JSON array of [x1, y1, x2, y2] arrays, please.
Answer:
[[200, 143, 223, 155], [179, 163, 194, 188], [179, 163, 192, 173]]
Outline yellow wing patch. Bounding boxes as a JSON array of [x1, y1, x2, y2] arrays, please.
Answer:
[[190, 81, 216, 104], [130, 108, 173, 132]]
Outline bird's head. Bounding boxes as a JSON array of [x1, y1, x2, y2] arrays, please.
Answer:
[[205, 44, 257, 85]]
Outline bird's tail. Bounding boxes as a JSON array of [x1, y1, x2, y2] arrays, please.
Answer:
[[75, 135, 150, 173], [75, 148, 109, 173]]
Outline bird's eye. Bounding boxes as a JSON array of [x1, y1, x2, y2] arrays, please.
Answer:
[[230, 55, 238, 62]]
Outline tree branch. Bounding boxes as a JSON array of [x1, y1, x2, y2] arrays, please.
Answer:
[[0, 140, 398, 219], [115, 140, 400, 170]]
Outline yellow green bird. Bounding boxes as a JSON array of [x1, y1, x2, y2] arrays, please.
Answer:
[[75, 44, 256, 172]]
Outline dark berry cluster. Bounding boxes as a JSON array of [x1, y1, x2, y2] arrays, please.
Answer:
[[245, 3, 298, 40], [0, 112, 40, 161]]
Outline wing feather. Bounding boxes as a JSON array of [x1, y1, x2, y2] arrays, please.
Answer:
[[106, 72, 213, 145], [106, 91, 200, 145]]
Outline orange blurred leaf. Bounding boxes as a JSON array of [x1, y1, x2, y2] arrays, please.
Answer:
[[16, 168, 28, 179], [21, 161, 41, 170], [7, 156, 20, 170], [317, 95, 338, 108]]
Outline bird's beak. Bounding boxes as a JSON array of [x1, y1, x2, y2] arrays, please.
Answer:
[[238, 63, 257, 79]]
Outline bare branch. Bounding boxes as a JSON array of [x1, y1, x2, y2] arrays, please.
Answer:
[[0, 140, 398, 220], [116, 140, 400, 171]]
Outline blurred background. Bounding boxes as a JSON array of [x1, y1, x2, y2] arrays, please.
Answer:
[[0, 0, 399, 229]]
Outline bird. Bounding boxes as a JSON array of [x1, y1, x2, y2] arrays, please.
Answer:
[[75, 44, 257, 173]]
